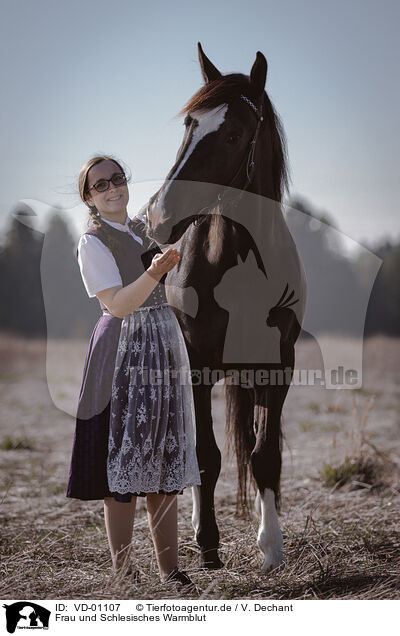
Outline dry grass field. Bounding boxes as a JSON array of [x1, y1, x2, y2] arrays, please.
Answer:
[[0, 333, 399, 600]]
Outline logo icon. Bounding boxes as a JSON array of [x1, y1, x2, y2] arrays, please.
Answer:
[[2, 602, 50, 633]]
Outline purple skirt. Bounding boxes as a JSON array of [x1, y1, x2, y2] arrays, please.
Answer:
[[66, 313, 124, 501], [66, 313, 186, 502]]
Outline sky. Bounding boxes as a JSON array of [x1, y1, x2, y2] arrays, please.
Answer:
[[1, 0, 399, 249]]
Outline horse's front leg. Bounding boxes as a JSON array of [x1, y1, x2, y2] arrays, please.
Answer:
[[191, 382, 224, 569], [251, 383, 289, 572]]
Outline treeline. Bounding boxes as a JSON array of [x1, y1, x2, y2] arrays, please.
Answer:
[[0, 202, 398, 338], [286, 197, 400, 337], [0, 210, 99, 338], [364, 240, 400, 335]]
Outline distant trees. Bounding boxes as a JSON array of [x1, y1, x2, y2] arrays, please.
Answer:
[[286, 196, 400, 337], [0, 213, 46, 335], [364, 241, 400, 335], [0, 210, 99, 338], [0, 200, 398, 338], [40, 212, 99, 338]]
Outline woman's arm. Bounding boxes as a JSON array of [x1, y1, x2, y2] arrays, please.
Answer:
[[96, 248, 179, 318]]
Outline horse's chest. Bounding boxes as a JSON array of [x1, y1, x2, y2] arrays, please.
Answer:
[[168, 297, 228, 366]]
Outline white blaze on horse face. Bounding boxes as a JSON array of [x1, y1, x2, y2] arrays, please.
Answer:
[[170, 104, 229, 182], [151, 104, 229, 226], [256, 489, 284, 572]]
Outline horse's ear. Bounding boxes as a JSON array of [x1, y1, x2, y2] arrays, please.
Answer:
[[198, 42, 222, 84], [250, 51, 268, 98]]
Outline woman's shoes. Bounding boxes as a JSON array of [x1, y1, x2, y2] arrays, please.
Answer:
[[114, 563, 195, 591], [164, 567, 196, 592]]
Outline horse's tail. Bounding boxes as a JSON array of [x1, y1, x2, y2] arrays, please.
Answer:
[[225, 380, 256, 516]]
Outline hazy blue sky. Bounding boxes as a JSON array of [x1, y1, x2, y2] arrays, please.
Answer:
[[1, 0, 399, 247]]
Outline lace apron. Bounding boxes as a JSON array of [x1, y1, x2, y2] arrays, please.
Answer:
[[107, 302, 201, 495]]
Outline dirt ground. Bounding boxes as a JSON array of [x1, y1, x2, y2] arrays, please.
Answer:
[[0, 333, 399, 600]]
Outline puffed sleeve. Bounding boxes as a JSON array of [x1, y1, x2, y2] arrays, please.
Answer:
[[77, 234, 122, 298]]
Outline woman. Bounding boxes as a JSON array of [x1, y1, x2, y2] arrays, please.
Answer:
[[66, 155, 200, 589]]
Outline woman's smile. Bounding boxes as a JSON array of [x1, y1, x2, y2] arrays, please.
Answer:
[[85, 158, 130, 222]]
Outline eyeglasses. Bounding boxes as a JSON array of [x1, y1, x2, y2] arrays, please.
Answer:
[[88, 172, 127, 193]]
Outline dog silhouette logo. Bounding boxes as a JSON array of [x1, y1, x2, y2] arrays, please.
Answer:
[[2, 602, 50, 633]]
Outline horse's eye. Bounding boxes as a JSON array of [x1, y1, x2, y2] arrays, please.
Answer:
[[227, 134, 240, 144]]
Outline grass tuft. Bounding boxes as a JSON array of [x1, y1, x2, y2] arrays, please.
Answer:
[[321, 453, 390, 490], [0, 435, 35, 451], [320, 392, 399, 493]]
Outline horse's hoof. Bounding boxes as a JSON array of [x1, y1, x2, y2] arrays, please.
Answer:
[[260, 551, 284, 574], [200, 549, 224, 570], [201, 557, 224, 570]]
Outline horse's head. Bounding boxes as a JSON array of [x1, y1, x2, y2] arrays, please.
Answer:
[[146, 43, 287, 244]]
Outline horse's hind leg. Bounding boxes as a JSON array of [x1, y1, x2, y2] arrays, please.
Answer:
[[251, 384, 289, 572], [191, 383, 224, 569]]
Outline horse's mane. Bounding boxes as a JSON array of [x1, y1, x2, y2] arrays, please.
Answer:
[[177, 75, 288, 202]]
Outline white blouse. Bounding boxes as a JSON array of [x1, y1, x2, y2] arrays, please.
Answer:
[[78, 216, 144, 298]]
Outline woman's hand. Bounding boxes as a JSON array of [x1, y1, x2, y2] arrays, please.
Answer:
[[96, 249, 180, 317], [147, 248, 180, 280]]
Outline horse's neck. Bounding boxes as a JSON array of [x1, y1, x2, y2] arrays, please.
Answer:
[[206, 197, 289, 275], [248, 126, 281, 201], [182, 194, 287, 275], [205, 213, 260, 268]]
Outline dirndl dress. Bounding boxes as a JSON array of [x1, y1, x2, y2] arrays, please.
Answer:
[[66, 216, 201, 502], [107, 303, 201, 495]]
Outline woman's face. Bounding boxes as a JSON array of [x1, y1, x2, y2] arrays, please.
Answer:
[[85, 159, 129, 219]]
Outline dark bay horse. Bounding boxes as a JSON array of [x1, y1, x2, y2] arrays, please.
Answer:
[[144, 43, 306, 571]]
